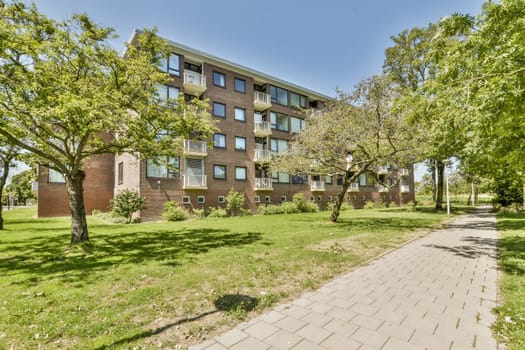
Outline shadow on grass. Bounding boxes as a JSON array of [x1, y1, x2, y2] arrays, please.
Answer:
[[334, 216, 438, 231], [0, 226, 263, 286], [497, 212, 525, 275]]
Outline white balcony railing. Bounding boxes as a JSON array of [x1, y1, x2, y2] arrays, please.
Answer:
[[377, 184, 389, 193], [310, 181, 325, 192], [378, 165, 389, 174], [253, 91, 272, 110], [254, 177, 273, 191], [183, 139, 207, 157], [400, 185, 410, 193], [183, 175, 207, 189], [347, 183, 360, 192], [254, 148, 272, 162], [183, 71, 207, 96], [254, 121, 272, 137], [399, 168, 409, 177]]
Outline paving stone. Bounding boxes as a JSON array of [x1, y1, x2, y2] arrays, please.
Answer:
[[294, 323, 332, 345], [320, 333, 362, 350], [215, 329, 249, 347], [322, 318, 359, 337], [300, 311, 333, 327], [290, 339, 325, 350], [263, 329, 302, 350], [382, 336, 423, 350], [273, 316, 307, 333], [230, 336, 270, 350], [244, 321, 279, 340], [351, 327, 389, 348]]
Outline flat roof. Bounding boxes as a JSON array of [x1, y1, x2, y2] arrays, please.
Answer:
[[128, 29, 332, 101]]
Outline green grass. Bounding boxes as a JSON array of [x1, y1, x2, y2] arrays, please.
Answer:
[[0, 206, 453, 349], [494, 212, 525, 349]]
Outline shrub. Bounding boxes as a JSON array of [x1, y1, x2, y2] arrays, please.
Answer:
[[207, 207, 228, 218], [405, 200, 417, 212], [257, 204, 284, 215], [292, 193, 319, 213], [280, 201, 300, 214], [363, 201, 376, 210], [111, 189, 146, 223], [192, 208, 205, 219], [163, 201, 189, 221], [226, 188, 245, 216]]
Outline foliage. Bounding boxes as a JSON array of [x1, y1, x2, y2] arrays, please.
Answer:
[[225, 189, 245, 216], [192, 208, 205, 219], [257, 197, 319, 216], [490, 170, 523, 207], [0, 141, 20, 230], [207, 207, 228, 218], [0, 3, 216, 243], [162, 201, 189, 221], [5, 168, 37, 205], [292, 193, 318, 213], [363, 201, 376, 210], [111, 190, 147, 223]]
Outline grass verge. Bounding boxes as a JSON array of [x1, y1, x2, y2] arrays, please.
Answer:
[[0, 206, 454, 349], [493, 212, 525, 349]]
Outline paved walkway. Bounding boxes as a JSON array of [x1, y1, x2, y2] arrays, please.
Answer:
[[190, 210, 500, 350]]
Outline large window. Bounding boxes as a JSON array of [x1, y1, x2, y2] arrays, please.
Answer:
[[213, 71, 226, 88], [234, 136, 246, 151], [270, 85, 288, 105], [118, 162, 123, 185], [159, 53, 180, 76], [292, 174, 308, 184], [213, 165, 227, 179], [290, 116, 305, 133], [156, 85, 179, 104], [234, 107, 246, 122], [235, 166, 247, 180], [270, 138, 289, 154], [290, 92, 307, 108], [272, 172, 289, 183], [270, 112, 289, 131], [359, 174, 367, 186], [213, 133, 226, 148], [146, 157, 180, 178], [48, 168, 65, 183], [213, 102, 226, 118], [234, 78, 246, 93]]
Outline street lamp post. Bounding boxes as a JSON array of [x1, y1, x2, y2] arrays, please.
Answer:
[[443, 159, 451, 216]]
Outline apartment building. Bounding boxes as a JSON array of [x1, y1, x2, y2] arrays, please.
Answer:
[[37, 30, 415, 219]]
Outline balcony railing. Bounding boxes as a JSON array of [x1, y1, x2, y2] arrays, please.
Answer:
[[183, 71, 207, 96], [254, 148, 271, 162], [399, 168, 409, 177], [183, 175, 207, 189], [254, 177, 273, 191], [347, 183, 360, 192], [183, 139, 207, 157], [378, 165, 389, 174], [310, 181, 325, 192], [253, 121, 272, 137], [253, 91, 272, 110], [377, 184, 389, 193], [400, 185, 410, 193]]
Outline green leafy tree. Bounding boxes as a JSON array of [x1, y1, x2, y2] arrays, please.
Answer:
[[0, 3, 216, 244], [5, 167, 37, 206], [226, 188, 245, 217], [0, 142, 19, 230], [110, 189, 146, 223], [272, 75, 420, 222]]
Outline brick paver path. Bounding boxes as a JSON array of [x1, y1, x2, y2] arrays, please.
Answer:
[[190, 210, 500, 350]]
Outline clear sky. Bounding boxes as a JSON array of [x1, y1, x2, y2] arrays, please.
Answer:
[[29, 0, 485, 97]]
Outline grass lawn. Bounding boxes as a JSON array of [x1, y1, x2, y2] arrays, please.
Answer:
[[494, 212, 525, 349], [0, 206, 455, 349]]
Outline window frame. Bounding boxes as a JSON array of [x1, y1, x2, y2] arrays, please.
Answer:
[[218, 195, 226, 204], [213, 133, 227, 149], [213, 71, 226, 88], [234, 78, 246, 93], [234, 107, 246, 122], [197, 196, 206, 204], [146, 157, 180, 179], [213, 164, 227, 180], [182, 196, 191, 204], [212, 102, 226, 118], [234, 136, 247, 151], [117, 162, 123, 185], [269, 85, 288, 106], [48, 168, 66, 183], [235, 166, 247, 181]]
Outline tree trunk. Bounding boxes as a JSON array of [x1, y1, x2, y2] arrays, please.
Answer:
[[435, 161, 444, 210], [471, 182, 476, 206], [330, 172, 351, 222], [0, 160, 10, 230], [66, 170, 89, 244], [430, 161, 436, 202]]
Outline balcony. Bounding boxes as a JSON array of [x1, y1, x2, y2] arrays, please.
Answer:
[[183, 71, 207, 96], [183, 175, 207, 189], [254, 121, 272, 137], [183, 139, 207, 157], [254, 148, 271, 163], [253, 91, 272, 110], [254, 177, 273, 191], [378, 165, 389, 175], [377, 184, 389, 193], [310, 181, 325, 192], [347, 183, 360, 192], [399, 168, 409, 177], [400, 185, 410, 193]]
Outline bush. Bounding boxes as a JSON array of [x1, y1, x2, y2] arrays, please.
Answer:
[[163, 201, 189, 221], [111, 189, 147, 223], [192, 208, 205, 219], [226, 188, 245, 216], [292, 193, 319, 213], [405, 200, 417, 212], [363, 201, 376, 210], [207, 207, 228, 218], [257, 204, 284, 215], [280, 201, 300, 214]]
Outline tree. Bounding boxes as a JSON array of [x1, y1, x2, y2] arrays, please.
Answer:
[[5, 167, 37, 206], [272, 75, 420, 222], [111, 189, 146, 223], [0, 142, 18, 230], [0, 2, 216, 244]]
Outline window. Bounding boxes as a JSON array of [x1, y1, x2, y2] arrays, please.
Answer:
[[159, 53, 180, 76], [359, 173, 367, 186], [269, 85, 288, 105], [337, 176, 344, 185], [48, 168, 65, 183], [235, 166, 247, 180], [328, 196, 333, 201], [290, 92, 307, 108], [213, 133, 226, 148], [317, 196, 322, 201], [218, 195, 226, 204], [156, 85, 180, 104], [367, 173, 376, 186], [272, 172, 289, 183], [213, 102, 226, 118], [254, 195, 260, 203], [234, 107, 246, 122], [270, 112, 289, 131], [265, 195, 271, 203], [292, 174, 308, 184], [213, 71, 226, 87], [290, 116, 305, 133], [270, 138, 289, 154], [234, 78, 246, 93], [118, 162, 123, 185], [146, 157, 180, 178], [281, 195, 287, 202], [182, 196, 190, 204], [197, 196, 205, 204], [325, 176, 333, 184], [214, 165, 226, 179], [235, 136, 246, 151]]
